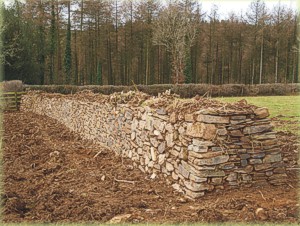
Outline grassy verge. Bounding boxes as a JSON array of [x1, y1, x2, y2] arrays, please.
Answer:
[[216, 96, 300, 135]]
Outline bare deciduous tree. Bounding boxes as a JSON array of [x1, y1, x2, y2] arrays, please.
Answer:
[[152, 1, 196, 84]]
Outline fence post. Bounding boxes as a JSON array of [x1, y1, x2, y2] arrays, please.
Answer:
[[15, 92, 18, 110]]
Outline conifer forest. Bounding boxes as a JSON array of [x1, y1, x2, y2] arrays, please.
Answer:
[[2, 0, 299, 85]]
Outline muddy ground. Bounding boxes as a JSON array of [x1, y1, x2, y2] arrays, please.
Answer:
[[2, 112, 299, 223]]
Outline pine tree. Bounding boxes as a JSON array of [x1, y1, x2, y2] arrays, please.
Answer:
[[49, 0, 56, 84], [64, 1, 71, 84], [184, 53, 192, 83], [97, 62, 102, 85]]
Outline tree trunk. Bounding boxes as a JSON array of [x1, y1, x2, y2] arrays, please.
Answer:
[[275, 40, 279, 83], [259, 31, 263, 84]]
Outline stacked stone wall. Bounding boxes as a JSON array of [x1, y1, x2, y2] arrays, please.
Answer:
[[21, 91, 287, 198]]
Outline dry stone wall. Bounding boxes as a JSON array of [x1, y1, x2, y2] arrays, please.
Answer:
[[21, 91, 287, 199]]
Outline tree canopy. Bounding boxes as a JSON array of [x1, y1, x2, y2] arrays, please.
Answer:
[[1, 0, 299, 85]]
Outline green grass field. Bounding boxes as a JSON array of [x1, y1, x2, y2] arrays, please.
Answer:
[[216, 95, 300, 135]]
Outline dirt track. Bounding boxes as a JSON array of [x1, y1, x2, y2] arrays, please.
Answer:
[[2, 112, 299, 223]]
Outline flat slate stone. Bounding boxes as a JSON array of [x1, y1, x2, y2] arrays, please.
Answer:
[[197, 114, 230, 124]]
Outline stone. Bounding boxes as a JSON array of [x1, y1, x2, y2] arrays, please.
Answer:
[[192, 139, 215, 147], [265, 171, 273, 176], [226, 172, 237, 181], [179, 148, 188, 161], [196, 114, 230, 124], [253, 133, 276, 140], [165, 123, 174, 133], [184, 181, 214, 192], [186, 123, 217, 140], [217, 128, 227, 136], [172, 183, 183, 193], [138, 165, 145, 173], [174, 145, 181, 151], [156, 108, 167, 115], [189, 151, 224, 159], [131, 118, 139, 131], [236, 165, 253, 173], [150, 147, 157, 161], [172, 172, 179, 180], [150, 137, 159, 147], [241, 174, 252, 181], [241, 159, 248, 167], [148, 161, 154, 168], [158, 154, 166, 165], [153, 130, 161, 136], [145, 155, 150, 165], [153, 119, 165, 132], [211, 177, 223, 184], [108, 214, 132, 224], [166, 133, 174, 147], [128, 150, 133, 158], [184, 189, 205, 199], [136, 148, 142, 155], [185, 113, 194, 122], [158, 141, 166, 153], [211, 147, 222, 152], [145, 117, 153, 131], [189, 174, 207, 183], [254, 107, 269, 119], [192, 145, 208, 153], [173, 131, 179, 141], [169, 149, 180, 157], [231, 115, 247, 120], [166, 162, 174, 171], [252, 153, 265, 159], [220, 164, 235, 170], [263, 153, 282, 163], [268, 173, 287, 180], [255, 208, 268, 221], [194, 154, 229, 166], [194, 170, 225, 178], [240, 154, 250, 160], [273, 167, 285, 174], [139, 120, 146, 130], [169, 112, 177, 123], [178, 126, 185, 134], [249, 159, 263, 164], [230, 130, 244, 137], [131, 132, 136, 140], [243, 124, 273, 135], [125, 111, 133, 120], [178, 164, 190, 178]]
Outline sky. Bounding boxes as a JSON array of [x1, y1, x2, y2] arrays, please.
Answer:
[[200, 0, 297, 18]]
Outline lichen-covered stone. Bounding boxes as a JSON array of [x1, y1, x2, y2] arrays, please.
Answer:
[[263, 153, 282, 163], [186, 123, 216, 140]]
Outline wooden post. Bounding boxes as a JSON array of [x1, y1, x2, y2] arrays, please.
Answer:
[[15, 92, 18, 110]]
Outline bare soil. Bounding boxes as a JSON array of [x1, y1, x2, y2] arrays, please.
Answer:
[[2, 112, 299, 223]]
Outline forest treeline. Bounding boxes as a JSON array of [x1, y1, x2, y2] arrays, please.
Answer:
[[2, 0, 299, 85]]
